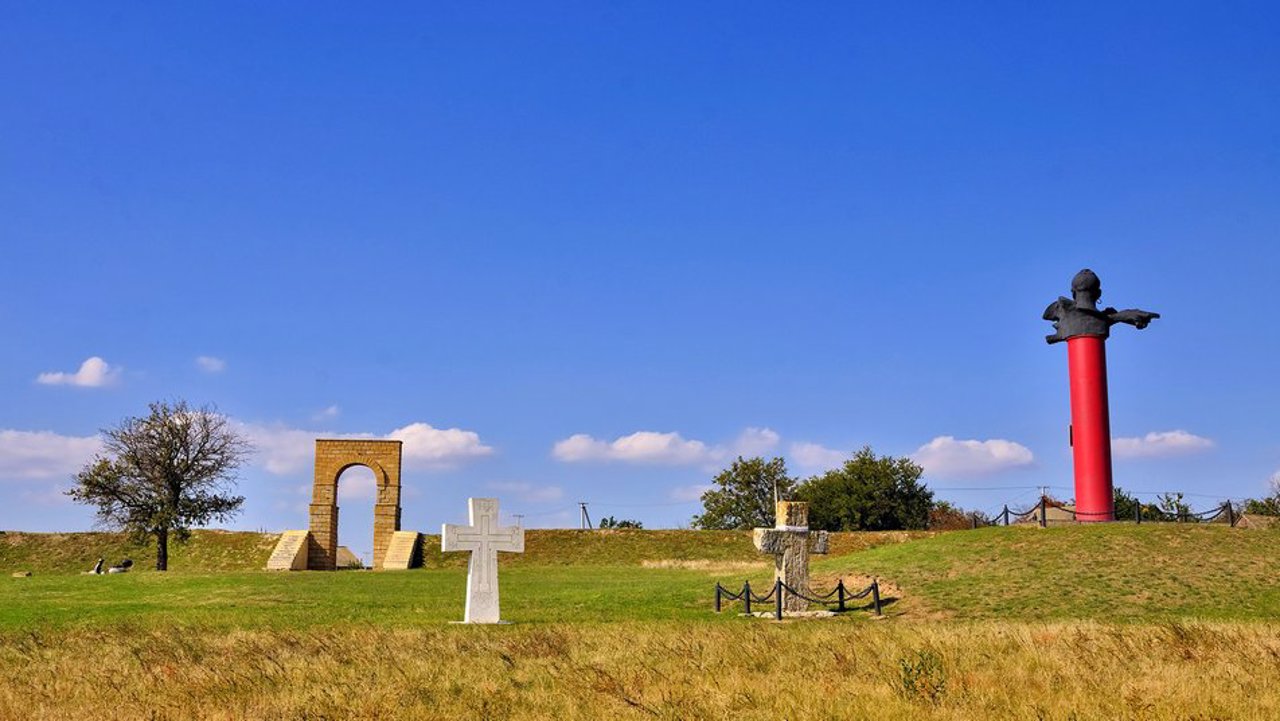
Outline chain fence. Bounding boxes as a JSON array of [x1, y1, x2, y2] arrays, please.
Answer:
[[714, 578, 882, 620], [965, 497, 1246, 528]]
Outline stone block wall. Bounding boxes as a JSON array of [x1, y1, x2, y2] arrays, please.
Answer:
[[308, 439, 403, 570]]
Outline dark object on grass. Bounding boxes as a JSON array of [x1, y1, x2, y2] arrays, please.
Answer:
[[107, 558, 133, 574], [87, 558, 104, 575]]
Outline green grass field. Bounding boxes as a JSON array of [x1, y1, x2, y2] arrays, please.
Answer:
[[2, 524, 1278, 719]]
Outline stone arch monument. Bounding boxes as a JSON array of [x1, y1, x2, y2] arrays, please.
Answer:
[[267, 439, 421, 571], [309, 439, 403, 571]]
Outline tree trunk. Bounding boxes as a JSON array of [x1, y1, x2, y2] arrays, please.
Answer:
[[155, 528, 169, 571]]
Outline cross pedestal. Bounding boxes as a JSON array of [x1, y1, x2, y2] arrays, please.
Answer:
[[442, 498, 524, 624], [753, 501, 828, 612]]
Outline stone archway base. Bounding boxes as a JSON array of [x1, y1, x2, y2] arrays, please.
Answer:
[[265, 439, 422, 571]]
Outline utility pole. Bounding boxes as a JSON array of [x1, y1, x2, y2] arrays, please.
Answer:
[[578, 502, 592, 530], [512, 514, 525, 528]]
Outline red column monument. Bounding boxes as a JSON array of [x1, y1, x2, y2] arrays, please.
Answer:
[[1043, 270, 1159, 522]]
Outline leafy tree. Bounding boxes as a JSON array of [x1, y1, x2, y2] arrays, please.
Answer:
[[928, 500, 990, 530], [1112, 486, 1141, 520], [1242, 477, 1280, 516], [598, 516, 643, 529], [1157, 491, 1194, 520], [67, 401, 251, 571], [692, 457, 796, 530], [795, 447, 933, 531]]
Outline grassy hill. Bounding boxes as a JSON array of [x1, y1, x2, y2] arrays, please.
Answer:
[[0, 528, 929, 575], [3, 523, 1276, 625], [3, 523, 1279, 720], [821, 523, 1280, 621], [0, 529, 279, 575]]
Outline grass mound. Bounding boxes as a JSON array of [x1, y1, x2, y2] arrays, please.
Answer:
[[0, 530, 278, 576], [1, 528, 929, 575], [826, 523, 1280, 621]]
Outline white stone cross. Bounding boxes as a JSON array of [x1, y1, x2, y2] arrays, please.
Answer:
[[441, 497, 524, 623]]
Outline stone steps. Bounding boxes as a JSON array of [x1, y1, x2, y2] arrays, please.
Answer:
[[266, 530, 311, 570], [382, 531, 421, 570]]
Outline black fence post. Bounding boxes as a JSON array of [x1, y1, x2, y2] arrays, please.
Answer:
[[743, 581, 751, 615], [1039, 496, 1047, 528], [1228, 502, 1237, 527], [1135, 503, 1141, 524], [775, 579, 783, 621], [1003, 505, 1010, 526], [837, 579, 846, 613], [871, 579, 883, 616], [972, 513, 979, 530], [714, 584, 722, 613]]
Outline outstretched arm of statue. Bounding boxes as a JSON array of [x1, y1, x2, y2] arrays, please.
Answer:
[[1106, 308, 1160, 329]]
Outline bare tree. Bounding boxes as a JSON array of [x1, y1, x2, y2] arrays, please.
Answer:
[[67, 401, 251, 571]]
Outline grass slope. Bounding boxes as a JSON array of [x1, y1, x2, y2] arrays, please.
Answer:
[[829, 523, 1280, 621], [0, 530, 278, 576], [3, 523, 1279, 719], [1, 528, 928, 575]]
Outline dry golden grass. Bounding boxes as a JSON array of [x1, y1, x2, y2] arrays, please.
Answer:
[[2, 621, 1277, 720]]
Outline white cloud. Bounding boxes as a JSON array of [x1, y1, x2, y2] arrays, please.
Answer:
[[0, 430, 103, 480], [552, 427, 784, 466], [19, 486, 77, 506], [553, 431, 715, 465], [313, 405, 341, 421], [390, 422, 494, 467], [789, 442, 847, 470], [487, 481, 564, 503], [730, 427, 780, 457], [912, 436, 1035, 477], [36, 357, 121, 388], [240, 423, 319, 475], [195, 356, 227, 373], [670, 483, 714, 502], [1112, 430, 1214, 459], [242, 420, 494, 476]]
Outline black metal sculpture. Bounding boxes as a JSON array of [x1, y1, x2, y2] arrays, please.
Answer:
[[1042, 269, 1160, 344]]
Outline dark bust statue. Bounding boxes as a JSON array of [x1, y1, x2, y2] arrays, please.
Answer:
[[1043, 269, 1160, 344]]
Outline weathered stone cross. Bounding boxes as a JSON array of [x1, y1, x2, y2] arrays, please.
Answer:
[[753, 501, 829, 612], [441, 497, 524, 624]]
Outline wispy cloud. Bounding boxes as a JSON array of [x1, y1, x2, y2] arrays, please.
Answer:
[[553, 431, 715, 465], [36, 357, 121, 388], [789, 442, 846, 471], [730, 427, 781, 457], [195, 356, 227, 373], [1112, 430, 1214, 459], [312, 405, 341, 421], [487, 481, 564, 503], [241, 421, 494, 475], [669, 483, 714, 502], [552, 427, 781, 466], [912, 436, 1034, 477], [0, 430, 103, 480]]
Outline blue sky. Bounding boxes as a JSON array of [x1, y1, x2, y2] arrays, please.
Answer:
[[3, 3, 1278, 558]]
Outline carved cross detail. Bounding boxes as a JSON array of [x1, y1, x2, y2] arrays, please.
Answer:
[[442, 497, 524, 623], [753, 501, 829, 612]]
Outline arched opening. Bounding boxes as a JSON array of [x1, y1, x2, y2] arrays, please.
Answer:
[[335, 464, 378, 569], [307, 439, 402, 570]]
